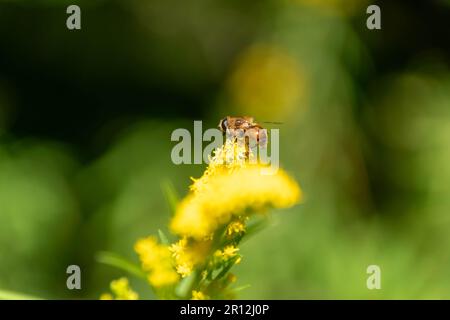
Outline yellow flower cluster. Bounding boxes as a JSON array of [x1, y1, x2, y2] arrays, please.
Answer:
[[227, 220, 246, 236], [169, 238, 211, 278], [189, 139, 249, 195], [215, 245, 239, 259], [134, 237, 179, 287], [123, 137, 301, 299], [192, 290, 209, 300], [100, 277, 138, 300], [170, 140, 301, 239]]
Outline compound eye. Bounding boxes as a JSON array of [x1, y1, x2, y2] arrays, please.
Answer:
[[220, 118, 228, 131], [234, 119, 243, 126]]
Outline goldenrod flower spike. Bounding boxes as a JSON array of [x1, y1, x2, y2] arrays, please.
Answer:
[[104, 135, 302, 300], [134, 237, 179, 287], [170, 140, 301, 239]]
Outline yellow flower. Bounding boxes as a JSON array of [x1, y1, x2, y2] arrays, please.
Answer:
[[227, 220, 246, 236], [170, 238, 212, 278], [192, 290, 209, 300], [170, 141, 301, 239], [134, 236, 179, 287], [134, 236, 167, 269], [214, 245, 239, 262], [169, 237, 188, 259], [103, 278, 139, 300], [100, 293, 113, 300], [176, 263, 193, 278], [102, 126, 303, 300], [222, 245, 239, 259], [190, 139, 249, 195], [148, 267, 179, 288]]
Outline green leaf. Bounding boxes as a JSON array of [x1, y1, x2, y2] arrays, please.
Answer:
[[96, 251, 146, 279], [243, 216, 269, 240], [161, 180, 179, 215], [158, 229, 170, 245], [214, 257, 239, 281], [175, 271, 197, 298], [231, 284, 251, 293], [0, 289, 43, 300]]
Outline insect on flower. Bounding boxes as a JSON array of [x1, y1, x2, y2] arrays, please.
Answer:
[[218, 116, 269, 149], [100, 116, 300, 300]]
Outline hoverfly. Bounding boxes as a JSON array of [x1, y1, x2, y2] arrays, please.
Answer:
[[218, 116, 269, 151]]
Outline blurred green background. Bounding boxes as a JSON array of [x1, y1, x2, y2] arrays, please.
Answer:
[[1, 0, 450, 299]]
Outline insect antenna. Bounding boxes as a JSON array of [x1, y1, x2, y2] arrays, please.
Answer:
[[262, 121, 284, 125]]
